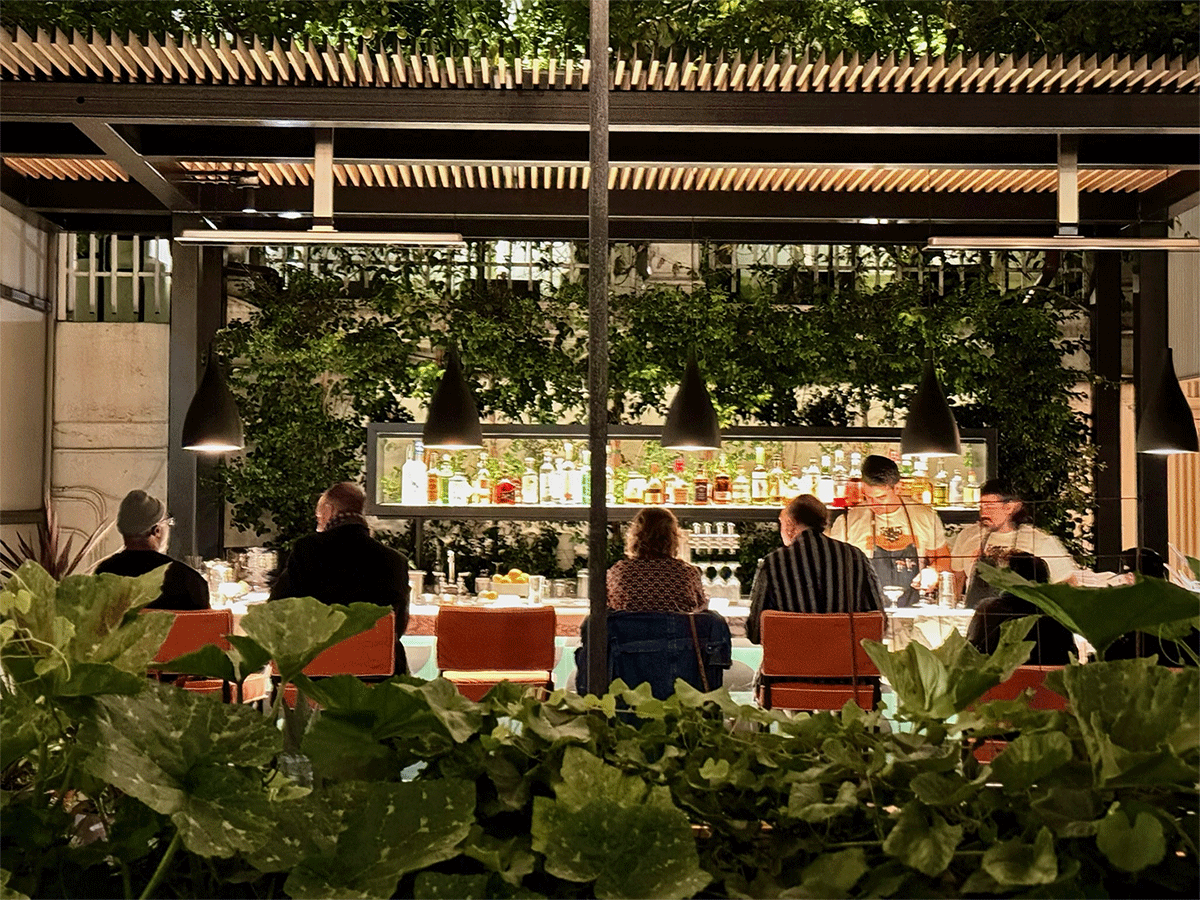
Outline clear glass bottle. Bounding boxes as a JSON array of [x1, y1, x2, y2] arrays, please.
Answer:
[[949, 468, 964, 505], [449, 467, 471, 506], [932, 461, 950, 507], [625, 467, 646, 505], [899, 454, 915, 501], [767, 454, 787, 505], [437, 454, 453, 505], [964, 468, 980, 507], [538, 449, 554, 505], [800, 457, 819, 496], [472, 452, 491, 505], [845, 451, 863, 507], [912, 458, 933, 506], [786, 463, 804, 499], [560, 441, 576, 504], [712, 455, 732, 504], [817, 454, 835, 505], [750, 445, 768, 504], [580, 448, 592, 504], [521, 456, 539, 504], [644, 464, 664, 505], [832, 449, 848, 508], [732, 467, 751, 504]]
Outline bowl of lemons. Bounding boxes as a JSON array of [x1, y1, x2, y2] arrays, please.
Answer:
[[491, 568, 531, 596]]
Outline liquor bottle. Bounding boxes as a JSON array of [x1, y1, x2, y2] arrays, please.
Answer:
[[800, 457, 819, 496], [713, 455, 732, 504], [693, 466, 710, 505], [437, 454, 453, 505], [964, 469, 980, 507], [644, 464, 664, 505], [607, 453, 618, 504], [426, 449, 440, 504], [899, 455, 915, 501], [949, 469, 964, 506], [832, 449, 848, 508], [732, 467, 751, 504], [521, 457, 539, 504], [401, 440, 427, 506], [751, 445, 769, 504], [625, 467, 646, 505], [449, 466, 471, 505], [472, 452, 491, 505], [817, 454, 835, 505], [932, 461, 950, 507], [559, 441, 576, 504], [671, 456, 689, 505], [913, 458, 933, 505], [549, 451, 566, 504], [580, 449, 592, 504], [538, 450, 554, 505], [768, 454, 787, 504], [786, 464, 804, 499], [845, 451, 863, 507], [494, 472, 518, 504]]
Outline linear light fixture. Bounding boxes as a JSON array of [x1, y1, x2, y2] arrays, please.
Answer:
[[926, 236, 1200, 251], [176, 229, 465, 246]]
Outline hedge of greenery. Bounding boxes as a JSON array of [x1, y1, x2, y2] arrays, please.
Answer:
[[1, 562, 1198, 899], [212, 245, 1093, 575]]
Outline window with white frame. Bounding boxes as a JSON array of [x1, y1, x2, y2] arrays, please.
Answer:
[[58, 234, 172, 323]]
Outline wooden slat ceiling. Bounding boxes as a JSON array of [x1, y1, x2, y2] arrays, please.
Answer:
[[3, 158, 1172, 194], [2, 27, 1197, 93]]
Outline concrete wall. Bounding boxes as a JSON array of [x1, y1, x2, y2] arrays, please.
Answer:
[[52, 322, 171, 564], [1, 201, 53, 554]]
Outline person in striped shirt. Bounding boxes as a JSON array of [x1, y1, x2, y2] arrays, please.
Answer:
[[747, 494, 885, 644]]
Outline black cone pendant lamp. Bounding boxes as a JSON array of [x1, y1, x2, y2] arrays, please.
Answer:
[[1137, 348, 1199, 454], [182, 350, 244, 452], [422, 347, 483, 449], [662, 353, 721, 450], [900, 355, 961, 457]]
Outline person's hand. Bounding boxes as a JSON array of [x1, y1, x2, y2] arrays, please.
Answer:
[[912, 567, 939, 592]]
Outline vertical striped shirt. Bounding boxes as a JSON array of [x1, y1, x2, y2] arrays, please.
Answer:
[[747, 529, 885, 644]]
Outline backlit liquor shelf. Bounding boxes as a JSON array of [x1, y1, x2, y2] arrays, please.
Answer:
[[367, 423, 997, 527]]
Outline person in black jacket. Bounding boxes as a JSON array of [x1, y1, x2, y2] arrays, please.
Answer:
[[270, 482, 410, 674], [966, 551, 1076, 664], [95, 490, 210, 610]]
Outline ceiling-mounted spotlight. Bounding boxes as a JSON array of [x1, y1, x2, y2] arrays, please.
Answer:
[[278, 210, 304, 220], [237, 174, 259, 215]]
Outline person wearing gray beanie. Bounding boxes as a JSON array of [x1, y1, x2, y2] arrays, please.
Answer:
[[95, 490, 209, 610]]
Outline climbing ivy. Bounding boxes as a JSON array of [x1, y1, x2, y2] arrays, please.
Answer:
[[212, 242, 1094, 570]]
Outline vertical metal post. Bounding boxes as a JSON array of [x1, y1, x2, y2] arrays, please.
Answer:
[[1135, 235, 1169, 557], [1091, 251, 1122, 571], [586, 0, 610, 695], [1056, 135, 1079, 236], [313, 128, 335, 231]]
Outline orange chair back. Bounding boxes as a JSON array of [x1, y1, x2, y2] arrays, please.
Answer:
[[150, 609, 234, 666], [977, 665, 1067, 710], [304, 612, 395, 677], [759, 611, 884, 679], [436, 606, 556, 672]]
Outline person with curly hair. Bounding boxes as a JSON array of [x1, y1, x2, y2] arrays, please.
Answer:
[[606, 507, 707, 614]]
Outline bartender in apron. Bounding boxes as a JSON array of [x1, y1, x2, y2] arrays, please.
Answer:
[[830, 455, 950, 608]]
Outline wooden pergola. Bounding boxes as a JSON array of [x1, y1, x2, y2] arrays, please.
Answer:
[[3, 22, 1197, 687]]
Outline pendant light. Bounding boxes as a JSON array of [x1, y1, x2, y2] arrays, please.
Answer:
[[422, 347, 483, 449], [900, 354, 961, 457], [182, 349, 244, 453], [661, 352, 721, 450], [1137, 348, 1199, 454]]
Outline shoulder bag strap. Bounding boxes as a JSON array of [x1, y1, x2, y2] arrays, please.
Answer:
[[687, 614, 711, 692]]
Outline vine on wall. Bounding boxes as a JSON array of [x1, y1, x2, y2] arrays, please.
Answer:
[[213, 244, 1094, 576]]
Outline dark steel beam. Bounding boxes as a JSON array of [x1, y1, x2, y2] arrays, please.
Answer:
[[71, 119, 195, 211], [1091, 250, 1123, 572], [1138, 170, 1200, 218], [4, 82, 1196, 134], [1134, 227, 1170, 558], [586, 0, 610, 697]]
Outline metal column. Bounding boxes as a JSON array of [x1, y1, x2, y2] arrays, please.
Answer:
[[1135, 237, 1170, 557], [1091, 251, 1122, 570], [586, 0, 610, 695]]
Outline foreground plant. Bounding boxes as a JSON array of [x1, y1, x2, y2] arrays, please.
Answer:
[[2, 563, 1197, 898]]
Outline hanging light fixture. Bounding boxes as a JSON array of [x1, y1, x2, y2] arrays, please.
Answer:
[[182, 349, 244, 453], [662, 352, 721, 450], [422, 347, 483, 449], [1137, 348, 1199, 454], [900, 354, 961, 457]]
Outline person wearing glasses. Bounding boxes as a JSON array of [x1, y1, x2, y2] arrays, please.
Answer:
[[95, 489, 210, 610]]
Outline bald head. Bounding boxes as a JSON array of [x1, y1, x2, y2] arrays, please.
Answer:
[[316, 481, 366, 531]]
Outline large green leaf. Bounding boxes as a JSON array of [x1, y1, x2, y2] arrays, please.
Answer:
[[863, 617, 1035, 719], [1055, 658, 1199, 786], [160, 643, 237, 683], [786, 780, 860, 823], [413, 872, 491, 899], [250, 792, 342, 873], [91, 609, 174, 673], [56, 568, 167, 656], [979, 563, 1200, 656], [283, 779, 474, 899], [80, 682, 281, 858], [981, 826, 1058, 886], [990, 732, 1074, 791], [791, 847, 867, 898], [531, 746, 710, 899], [882, 802, 963, 877], [463, 826, 537, 886], [238, 596, 346, 682], [1095, 804, 1166, 872]]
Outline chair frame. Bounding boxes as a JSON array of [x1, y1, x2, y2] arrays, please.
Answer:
[[145, 608, 266, 704], [435, 606, 556, 701]]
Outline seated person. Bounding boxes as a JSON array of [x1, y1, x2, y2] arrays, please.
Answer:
[[966, 551, 1075, 664], [270, 481, 410, 675], [607, 507, 707, 614], [747, 494, 884, 645], [1106, 548, 1199, 666], [95, 490, 209, 610]]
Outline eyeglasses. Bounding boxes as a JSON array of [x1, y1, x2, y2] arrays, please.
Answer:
[[160, 517, 175, 528]]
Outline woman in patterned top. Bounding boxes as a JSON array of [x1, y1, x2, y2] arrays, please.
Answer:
[[607, 507, 708, 613]]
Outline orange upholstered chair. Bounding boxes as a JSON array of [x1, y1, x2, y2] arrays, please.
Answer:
[[436, 606, 556, 701], [972, 665, 1068, 762], [147, 608, 269, 704], [755, 611, 885, 712], [278, 612, 396, 708]]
